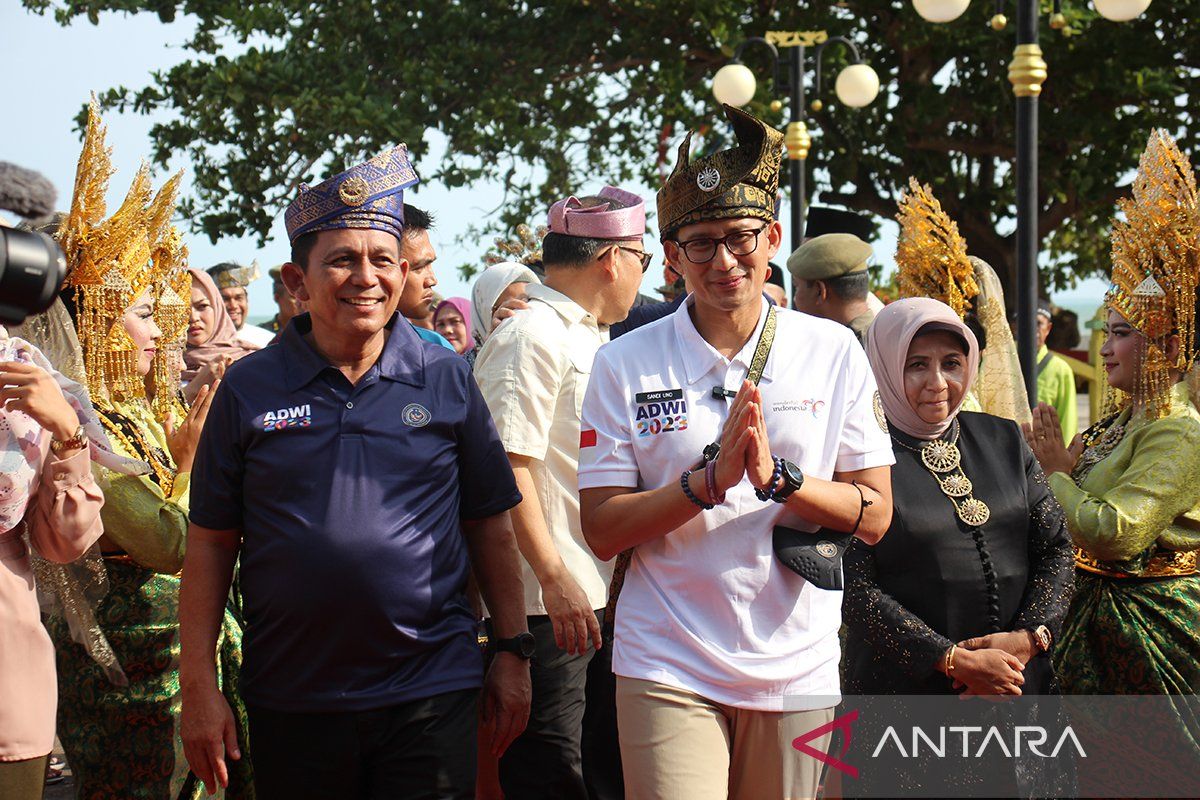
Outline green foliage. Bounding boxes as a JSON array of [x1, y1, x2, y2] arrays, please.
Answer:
[[25, 0, 1198, 288]]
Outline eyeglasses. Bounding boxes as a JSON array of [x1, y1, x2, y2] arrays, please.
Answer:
[[615, 245, 653, 273], [673, 225, 768, 264]]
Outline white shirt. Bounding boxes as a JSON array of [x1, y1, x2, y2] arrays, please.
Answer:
[[578, 296, 894, 711], [474, 284, 614, 615], [236, 323, 275, 348]]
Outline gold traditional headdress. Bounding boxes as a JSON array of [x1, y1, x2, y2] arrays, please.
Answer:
[[208, 260, 260, 290], [150, 232, 190, 421], [484, 223, 548, 269], [1106, 129, 1200, 417], [657, 104, 785, 239], [59, 100, 185, 406], [895, 178, 980, 319]]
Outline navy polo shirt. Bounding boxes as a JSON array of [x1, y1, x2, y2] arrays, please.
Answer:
[[190, 313, 521, 712]]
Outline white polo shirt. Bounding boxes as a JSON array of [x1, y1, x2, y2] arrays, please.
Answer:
[[475, 283, 614, 615], [578, 296, 894, 711]]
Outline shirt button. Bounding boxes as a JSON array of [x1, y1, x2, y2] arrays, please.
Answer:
[[346, 401, 354, 409]]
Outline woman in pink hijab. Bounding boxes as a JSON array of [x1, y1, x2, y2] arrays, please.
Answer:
[[841, 298, 1075, 796], [434, 297, 476, 362], [183, 267, 258, 402]]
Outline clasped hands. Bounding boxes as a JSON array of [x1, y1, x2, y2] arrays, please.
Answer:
[[946, 631, 1039, 700], [698, 380, 778, 505], [1021, 402, 1083, 477]]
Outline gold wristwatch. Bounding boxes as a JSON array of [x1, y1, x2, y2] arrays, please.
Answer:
[[50, 425, 88, 455], [1030, 624, 1052, 653]]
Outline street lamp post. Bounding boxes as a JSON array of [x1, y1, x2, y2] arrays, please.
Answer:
[[713, 31, 879, 253], [914, 0, 1152, 404]]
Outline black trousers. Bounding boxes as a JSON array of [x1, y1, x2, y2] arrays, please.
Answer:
[[247, 688, 477, 800], [492, 613, 597, 800], [582, 615, 625, 800]]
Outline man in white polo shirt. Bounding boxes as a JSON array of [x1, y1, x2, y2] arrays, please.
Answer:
[[578, 105, 895, 800], [474, 186, 646, 798]]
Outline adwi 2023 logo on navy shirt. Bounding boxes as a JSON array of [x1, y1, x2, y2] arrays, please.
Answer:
[[261, 404, 312, 431]]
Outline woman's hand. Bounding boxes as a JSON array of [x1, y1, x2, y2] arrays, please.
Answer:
[[1022, 402, 1081, 476], [165, 380, 219, 473], [959, 631, 1037, 666], [0, 360, 81, 443], [949, 647, 1025, 697]]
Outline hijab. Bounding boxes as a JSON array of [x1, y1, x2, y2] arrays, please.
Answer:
[[866, 297, 980, 440], [435, 297, 474, 351], [470, 262, 539, 342], [182, 267, 257, 400]]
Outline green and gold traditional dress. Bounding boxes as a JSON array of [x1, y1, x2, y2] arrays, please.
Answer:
[[1049, 381, 1200, 697], [48, 399, 253, 799], [1045, 129, 1200, 787], [48, 101, 253, 800]]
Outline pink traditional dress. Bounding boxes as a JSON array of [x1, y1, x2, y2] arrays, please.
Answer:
[[0, 329, 105, 761]]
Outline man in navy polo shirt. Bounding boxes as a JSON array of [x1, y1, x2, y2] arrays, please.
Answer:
[[178, 146, 532, 800]]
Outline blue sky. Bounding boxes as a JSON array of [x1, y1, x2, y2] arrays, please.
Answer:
[[2, 6, 1107, 325]]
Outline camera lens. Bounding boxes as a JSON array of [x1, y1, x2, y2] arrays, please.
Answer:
[[0, 228, 66, 325]]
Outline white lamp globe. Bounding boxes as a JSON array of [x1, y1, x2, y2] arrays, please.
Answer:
[[913, 0, 971, 22], [712, 63, 757, 107], [1093, 0, 1151, 21], [835, 63, 881, 108]]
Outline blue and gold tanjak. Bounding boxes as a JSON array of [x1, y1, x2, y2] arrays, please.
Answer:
[[285, 145, 419, 242]]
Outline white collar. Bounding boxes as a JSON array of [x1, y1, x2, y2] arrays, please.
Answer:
[[671, 295, 773, 386]]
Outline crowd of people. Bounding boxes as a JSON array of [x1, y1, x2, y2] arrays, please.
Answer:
[[1, 97, 1199, 800]]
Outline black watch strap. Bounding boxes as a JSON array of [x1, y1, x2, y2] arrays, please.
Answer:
[[493, 632, 536, 659], [773, 459, 804, 502]]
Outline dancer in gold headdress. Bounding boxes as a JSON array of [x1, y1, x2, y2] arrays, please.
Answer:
[[894, 178, 1032, 426], [1028, 129, 1200, 762], [47, 101, 254, 799]]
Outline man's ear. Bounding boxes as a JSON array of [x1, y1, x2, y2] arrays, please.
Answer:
[[816, 279, 829, 303], [280, 262, 309, 303], [598, 245, 621, 283], [764, 219, 784, 259]]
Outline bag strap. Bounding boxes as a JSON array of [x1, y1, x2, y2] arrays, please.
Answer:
[[747, 304, 777, 386], [1035, 350, 1053, 379], [710, 304, 778, 399]]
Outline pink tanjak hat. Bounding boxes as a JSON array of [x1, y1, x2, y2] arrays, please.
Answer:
[[547, 185, 645, 241]]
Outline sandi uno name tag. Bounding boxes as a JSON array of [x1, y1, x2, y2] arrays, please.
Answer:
[[633, 388, 688, 437]]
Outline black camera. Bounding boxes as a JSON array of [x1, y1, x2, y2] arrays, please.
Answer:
[[0, 160, 65, 325], [0, 227, 66, 326]]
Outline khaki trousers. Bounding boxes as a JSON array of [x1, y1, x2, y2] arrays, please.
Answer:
[[615, 677, 834, 800]]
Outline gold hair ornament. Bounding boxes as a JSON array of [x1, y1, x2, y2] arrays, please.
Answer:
[[484, 223, 548, 268], [59, 99, 185, 410], [1105, 129, 1200, 419], [895, 178, 980, 319]]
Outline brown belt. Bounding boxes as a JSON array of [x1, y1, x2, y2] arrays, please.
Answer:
[[1074, 546, 1198, 579]]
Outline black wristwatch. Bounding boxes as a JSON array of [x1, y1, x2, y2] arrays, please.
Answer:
[[492, 632, 536, 659], [772, 459, 805, 503]]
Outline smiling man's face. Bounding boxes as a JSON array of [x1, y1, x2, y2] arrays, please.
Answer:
[[286, 227, 408, 342]]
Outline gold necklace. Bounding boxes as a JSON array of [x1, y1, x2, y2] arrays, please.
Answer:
[[892, 420, 990, 527], [98, 408, 176, 495], [1071, 412, 1126, 484]]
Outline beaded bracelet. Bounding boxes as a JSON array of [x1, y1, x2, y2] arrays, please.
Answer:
[[755, 456, 783, 501], [680, 469, 713, 510]]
